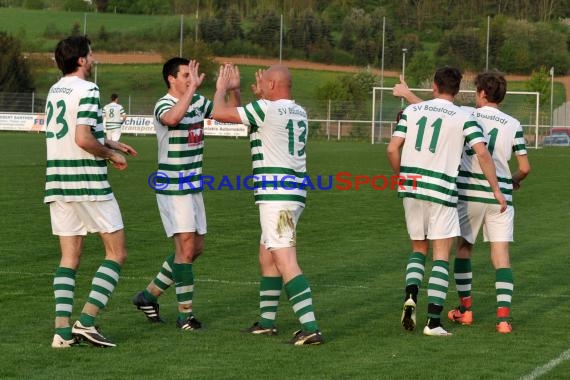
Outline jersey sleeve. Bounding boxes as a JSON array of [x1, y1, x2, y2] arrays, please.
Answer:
[[512, 123, 528, 155], [462, 116, 486, 148], [77, 85, 100, 128], [154, 97, 175, 123], [237, 100, 268, 131], [392, 110, 407, 138]]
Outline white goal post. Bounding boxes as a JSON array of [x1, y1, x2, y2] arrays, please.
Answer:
[[371, 87, 540, 149]]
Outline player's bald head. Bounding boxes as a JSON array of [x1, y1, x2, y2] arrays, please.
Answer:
[[266, 64, 292, 90]]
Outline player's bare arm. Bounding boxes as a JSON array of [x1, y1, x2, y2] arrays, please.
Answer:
[[226, 64, 242, 106], [212, 65, 241, 123], [512, 154, 531, 190], [75, 124, 128, 170], [471, 142, 507, 211], [393, 75, 422, 104], [386, 136, 405, 174], [161, 60, 203, 127], [106, 139, 138, 157], [250, 69, 265, 99]]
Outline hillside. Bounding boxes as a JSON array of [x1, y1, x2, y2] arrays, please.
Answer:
[[91, 52, 570, 101]]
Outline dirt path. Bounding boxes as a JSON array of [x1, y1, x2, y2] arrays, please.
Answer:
[[94, 52, 570, 101]]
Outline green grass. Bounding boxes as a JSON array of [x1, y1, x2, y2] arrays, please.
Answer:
[[1, 132, 570, 379], [0, 8, 184, 51]]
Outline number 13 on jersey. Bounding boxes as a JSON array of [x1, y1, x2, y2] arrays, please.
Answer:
[[286, 119, 307, 157]]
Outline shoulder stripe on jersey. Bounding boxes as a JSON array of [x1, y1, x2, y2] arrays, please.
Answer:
[[252, 101, 265, 120]]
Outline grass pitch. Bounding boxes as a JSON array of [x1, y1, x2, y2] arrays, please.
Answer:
[[0, 132, 569, 379]]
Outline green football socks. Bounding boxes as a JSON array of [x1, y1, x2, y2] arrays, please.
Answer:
[[259, 276, 283, 328], [285, 274, 318, 333]]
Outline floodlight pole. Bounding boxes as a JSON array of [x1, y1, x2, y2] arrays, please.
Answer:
[[179, 14, 184, 57], [401, 48, 407, 109], [550, 66, 554, 128], [486, 15, 490, 71], [279, 14, 283, 63]]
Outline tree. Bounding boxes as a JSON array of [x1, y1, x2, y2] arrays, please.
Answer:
[[526, 66, 551, 108], [0, 31, 35, 93], [159, 40, 218, 86], [405, 51, 435, 86]]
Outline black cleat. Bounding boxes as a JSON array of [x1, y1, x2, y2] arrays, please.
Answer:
[[72, 321, 116, 348], [243, 321, 277, 336], [401, 296, 417, 331], [176, 315, 202, 330], [132, 291, 164, 323], [289, 329, 324, 346]]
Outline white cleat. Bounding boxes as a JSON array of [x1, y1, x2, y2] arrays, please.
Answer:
[[51, 334, 77, 348], [423, 325, 453, 336]]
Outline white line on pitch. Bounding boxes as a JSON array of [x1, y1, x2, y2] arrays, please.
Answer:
[[519, 349, 570, 380], [1, 270, 570, 297]]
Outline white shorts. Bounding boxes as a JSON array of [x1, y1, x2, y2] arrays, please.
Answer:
[[106, 129, 121, 141], [403, 197, 460, 240], [259, 203, 303, 251], [458, 201, 514, 244], [157, 193, 207, 237], [49, 198, 124, 236]]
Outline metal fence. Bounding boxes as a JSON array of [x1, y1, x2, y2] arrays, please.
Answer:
[[2, 91, 569, 145]]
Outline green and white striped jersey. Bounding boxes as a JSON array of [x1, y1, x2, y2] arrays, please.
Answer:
[[457, 106, 527, 205], [393, 98, 486, 207], [102, 102, 126, 130], [44, 76, 112, 203], [237, 99, 308, 206], [153, 93, 212, 195]]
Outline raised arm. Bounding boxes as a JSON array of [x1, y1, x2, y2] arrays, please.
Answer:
[[161, 60, 205, 127], [212, 64, 242, 124], [393, 75, 423, 105]]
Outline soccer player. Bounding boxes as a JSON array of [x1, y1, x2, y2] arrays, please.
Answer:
[[393, 72, 531, 334], [387, 67, 507, 336], [131, 58, 239, 330], [45, 36, 137, 348], [449, 72, 531, 333], [211, 64, 324, 345], [102, 93, 127, 141]]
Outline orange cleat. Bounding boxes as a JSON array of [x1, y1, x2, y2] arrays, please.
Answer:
[[496, 321, 512, 334], [447, 307, 473, 325]]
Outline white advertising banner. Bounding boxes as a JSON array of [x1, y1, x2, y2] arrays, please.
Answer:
[[122, 116, 155, 135], [0, 113, 248, 137], [203, 119, 248, 137], [0, 112, 45, 132]]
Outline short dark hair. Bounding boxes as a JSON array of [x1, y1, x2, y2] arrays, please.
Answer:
[[475, 71, 507, 104], [162, 57, 190, 89], [433, 66, 462, 96], [54, 36, 91, 75], [111, 93, 119, 101]]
